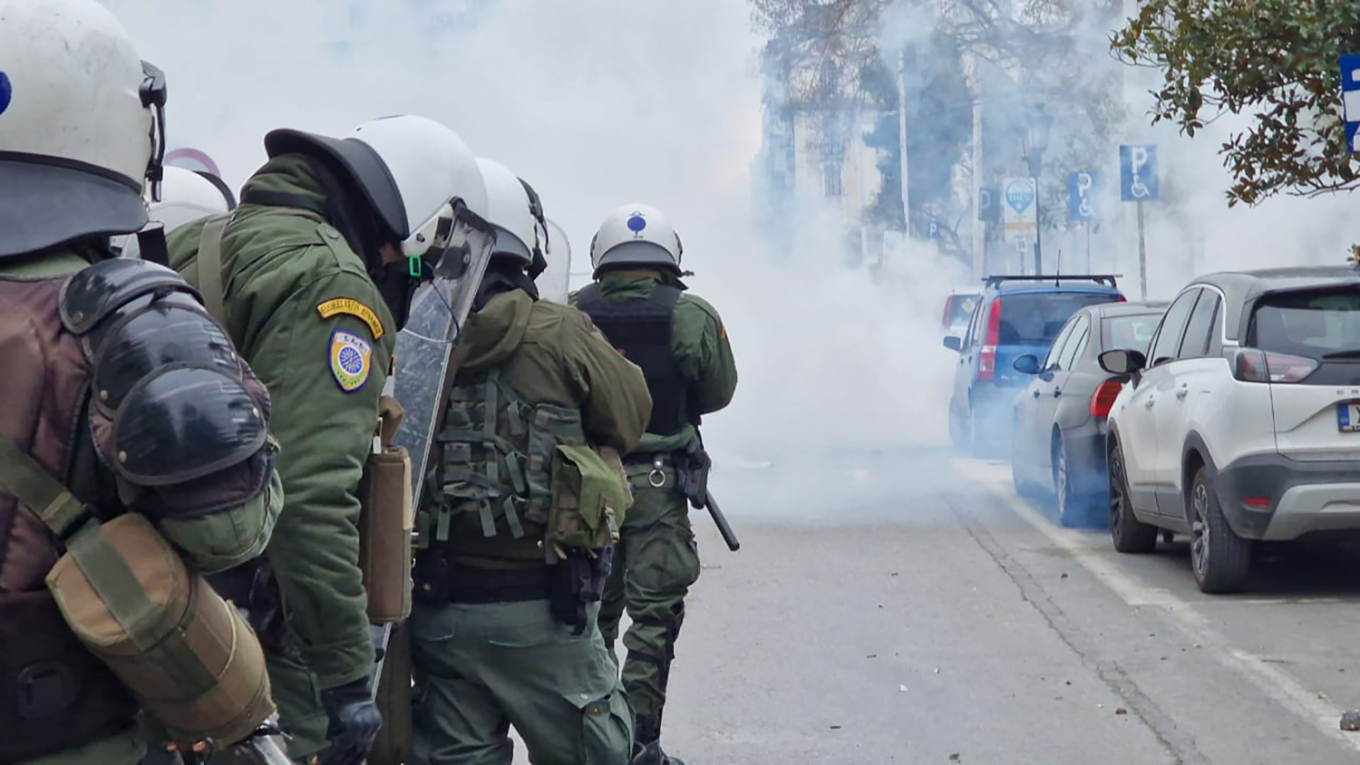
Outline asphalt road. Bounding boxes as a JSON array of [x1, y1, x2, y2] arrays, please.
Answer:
[[629, 447, 1360, 765]]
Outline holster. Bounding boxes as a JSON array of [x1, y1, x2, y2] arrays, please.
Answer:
[[358, 396, 414, 624], [673, 438, 712, 507], [547, 547, 613, 635]]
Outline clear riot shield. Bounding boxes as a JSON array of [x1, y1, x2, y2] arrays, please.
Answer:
[[538, 218, 572, 304], [391, 245, 494, 506]]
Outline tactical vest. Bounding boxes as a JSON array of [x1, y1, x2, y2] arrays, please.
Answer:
[[575, 283, 692, 436], [429, 368, 587, 560], [0, 276, 136, 763]]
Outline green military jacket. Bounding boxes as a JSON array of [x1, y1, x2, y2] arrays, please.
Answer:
[[440, 288, 652, 567], [167, 157, 392, 690], [570, 269, 738, 453]]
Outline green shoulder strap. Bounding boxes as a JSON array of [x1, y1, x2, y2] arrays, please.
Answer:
[[0, 436, 217, 693], [0, 437, 89, 537], [196, 214, 232, 326]]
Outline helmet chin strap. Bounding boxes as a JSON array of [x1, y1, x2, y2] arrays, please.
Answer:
[[135, 224, 169, 267]]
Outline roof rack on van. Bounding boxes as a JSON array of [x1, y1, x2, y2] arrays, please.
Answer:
[[982, 274, 1121, 289]]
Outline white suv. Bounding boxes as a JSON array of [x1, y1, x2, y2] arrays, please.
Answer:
[[1100, 268, 1360, 593]]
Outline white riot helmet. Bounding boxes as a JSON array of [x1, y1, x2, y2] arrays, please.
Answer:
[[262, 115, 492, 278], [119, 166, 236, 258], [474, 158, 545, 274], [589, 204, 683, 277], [0, 0, 168, 259]]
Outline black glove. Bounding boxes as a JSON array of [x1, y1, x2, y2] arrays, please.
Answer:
[[316, 676, 382, 765]]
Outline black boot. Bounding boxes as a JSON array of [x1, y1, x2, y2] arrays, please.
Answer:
[[632, 715, 686, 765]]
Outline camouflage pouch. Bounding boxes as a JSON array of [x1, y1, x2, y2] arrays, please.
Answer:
[[547, 444, 628, 555]]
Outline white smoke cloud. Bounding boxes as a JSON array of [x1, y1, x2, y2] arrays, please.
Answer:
[[105, 0, 764, 272], [103, 0, 1354, 517]]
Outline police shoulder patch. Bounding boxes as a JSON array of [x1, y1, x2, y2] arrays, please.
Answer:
[[317, 298, 385, 339], [329, 329, 373, 393]]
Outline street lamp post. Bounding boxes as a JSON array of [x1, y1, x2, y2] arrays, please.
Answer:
[[1020, 103, 1054, 275]]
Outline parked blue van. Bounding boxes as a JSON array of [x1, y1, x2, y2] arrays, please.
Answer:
[[945, 275, 1125, 457]]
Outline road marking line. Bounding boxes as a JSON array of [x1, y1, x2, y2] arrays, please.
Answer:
[[951, 456, 1360, 750]]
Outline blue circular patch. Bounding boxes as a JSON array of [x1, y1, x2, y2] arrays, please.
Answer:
[[338, 346, 364, 375], [0, 73, 11, 116], [626, 214, 647, 233]]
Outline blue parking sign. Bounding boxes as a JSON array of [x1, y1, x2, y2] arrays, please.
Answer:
[[1340, 53, 1360, 153], [1120, 145, 1158, 202], [1069, 171, 1098, 221]]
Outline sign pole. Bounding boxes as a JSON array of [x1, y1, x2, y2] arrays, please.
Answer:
[[1120, 144, 1157, 298], [1086, 220, 1092, 273], [1137, 199, 1148, 299]]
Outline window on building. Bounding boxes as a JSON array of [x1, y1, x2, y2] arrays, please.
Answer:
[[822, 163, 843, 197]]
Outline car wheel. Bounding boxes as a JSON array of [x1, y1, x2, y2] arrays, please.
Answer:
[[1054, 440, 1083, 528], [1108, 440, 1157, 553], [1189, 466, 1251, 594]]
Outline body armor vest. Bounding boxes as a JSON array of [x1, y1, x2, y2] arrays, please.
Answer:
[[0, 276, 136, 763], [427, 368, 589, 561], [575, 283, 691, 437]]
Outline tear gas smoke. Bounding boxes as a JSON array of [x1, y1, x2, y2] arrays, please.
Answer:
[[102, 0, 968, 522], [102, 0, 1353, 523]]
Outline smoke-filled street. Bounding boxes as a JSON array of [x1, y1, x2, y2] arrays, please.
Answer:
[[17, 1, 1360, 765], [648, 447, 1360, 764]]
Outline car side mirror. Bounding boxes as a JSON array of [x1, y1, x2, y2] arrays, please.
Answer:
[[1099, 349, 1147, 376], [1012, 354, 1041, 375], [943, 336, 963, 352]]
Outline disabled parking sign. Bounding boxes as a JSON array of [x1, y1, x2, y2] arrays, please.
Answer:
[[1120, 145, 1158, 202]]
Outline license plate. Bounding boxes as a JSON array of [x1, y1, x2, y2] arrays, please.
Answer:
[[1339, 403, 1360, 432]]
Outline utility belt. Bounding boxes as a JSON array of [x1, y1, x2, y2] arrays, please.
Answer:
[[624, 452, 678, 490], [626, 442, 710, 505], [412, 547, 612, 635]]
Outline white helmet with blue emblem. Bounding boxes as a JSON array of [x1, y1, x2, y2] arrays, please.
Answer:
[[0, 0, 168, 259], [589, 203, 683, 278]]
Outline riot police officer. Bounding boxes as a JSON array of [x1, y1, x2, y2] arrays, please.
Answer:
[[407, 158, 652, 765], [0, 1, 282, 763], [165, 115, 496, 765], [574, 204, 739, 765]]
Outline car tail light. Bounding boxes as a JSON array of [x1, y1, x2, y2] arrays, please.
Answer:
[[1115, 295, 1127, 302], [1233, 349, 1319, 383], [1243, 497, 1271, 509], [940, 296, 953, 330], [978, 297, 1001, 381], [1090, 379, 1123, 418]]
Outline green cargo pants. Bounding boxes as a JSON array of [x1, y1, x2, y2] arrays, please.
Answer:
[[265, 628, 330, 764], [409, 599, 632, 765], [597, 471, 701, 731]]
